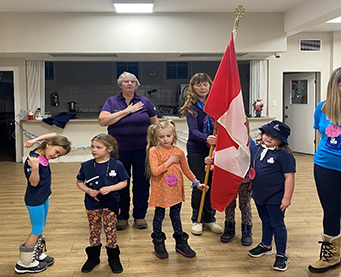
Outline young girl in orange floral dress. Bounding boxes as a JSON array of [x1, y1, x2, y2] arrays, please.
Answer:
[[146, 120, 207, 259]]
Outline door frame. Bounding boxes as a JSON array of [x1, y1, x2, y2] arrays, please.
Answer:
[[0, 67, 22, 162]]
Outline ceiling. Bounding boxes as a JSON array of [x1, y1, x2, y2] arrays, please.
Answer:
[[0, 0, 341, 32], [0, 0, 340, 61], [0, 0, 340, 33]]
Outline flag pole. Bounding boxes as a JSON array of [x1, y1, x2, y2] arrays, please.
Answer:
[[196, 5, 245, 224]]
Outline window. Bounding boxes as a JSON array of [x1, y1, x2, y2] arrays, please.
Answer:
[[116, 62, 139, 78], [166, 62, 188, 79], [45, 62, 54, 80]]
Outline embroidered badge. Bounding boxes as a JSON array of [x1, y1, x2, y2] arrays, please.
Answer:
[[109, 170, 117, 177], [267, 157, 275, 164]]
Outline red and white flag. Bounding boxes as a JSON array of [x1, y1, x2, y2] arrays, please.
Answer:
[[204, 33, 250, 212]]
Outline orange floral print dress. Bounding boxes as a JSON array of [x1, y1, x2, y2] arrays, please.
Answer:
[[148, 145, 195, 208]]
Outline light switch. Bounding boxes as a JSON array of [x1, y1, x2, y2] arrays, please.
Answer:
[[272, 100, 277, 107]]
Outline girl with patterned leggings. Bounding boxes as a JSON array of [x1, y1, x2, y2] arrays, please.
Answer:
[[76, 134, 129, 274]]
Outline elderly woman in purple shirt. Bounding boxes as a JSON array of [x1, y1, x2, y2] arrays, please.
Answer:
[[99, 72, 158, 230]]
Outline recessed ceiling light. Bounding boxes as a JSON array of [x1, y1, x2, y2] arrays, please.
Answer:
[[326, 16, 341, 23], [112, 0, 154, 13]]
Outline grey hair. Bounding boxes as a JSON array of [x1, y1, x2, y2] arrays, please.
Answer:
[[117, 71, 141, 89]]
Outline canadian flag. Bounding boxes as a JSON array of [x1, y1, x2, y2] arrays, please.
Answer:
[[204, 33, 250, 212]]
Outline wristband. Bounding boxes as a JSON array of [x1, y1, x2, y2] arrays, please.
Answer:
[[127, 108, 132, 113], [191, 181, 200, 188]]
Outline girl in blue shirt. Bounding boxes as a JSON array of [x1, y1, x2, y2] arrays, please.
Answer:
[[15, 133, 71, 274], [309, 67, 341, 274], [77, 134, 129, 274], [247, 120, 295, 272]]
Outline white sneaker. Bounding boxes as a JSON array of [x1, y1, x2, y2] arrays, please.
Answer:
[[204, 222, 223, 234], [191, 222, 203, 235]]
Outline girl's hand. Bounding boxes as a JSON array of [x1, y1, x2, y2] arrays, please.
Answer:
[[127, 102, 144, 114], [25, 139, 36, 148], [88, 188, 99, 198], [205, 164, 214, 171], [168, 154, 180, 165], [196, 183, 209, 192], [99, 186, 112, 195], [206, 135, 216, 146], [204, 156, 213, 165], [280, 198, 291, 211], [27, 154, 39, 169]]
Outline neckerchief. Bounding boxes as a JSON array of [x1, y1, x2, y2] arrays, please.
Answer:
[[197, 100, 214, 136], [260, 144, 276, 161]]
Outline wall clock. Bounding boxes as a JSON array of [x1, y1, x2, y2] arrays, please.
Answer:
[[147, 67, 158, 77]]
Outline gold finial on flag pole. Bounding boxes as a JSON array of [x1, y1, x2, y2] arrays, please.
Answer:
[[232, 5, 245, 41]]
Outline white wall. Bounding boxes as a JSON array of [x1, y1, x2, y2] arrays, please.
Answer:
[[0, 12, 286, 58], [268, 32, 335, 120]]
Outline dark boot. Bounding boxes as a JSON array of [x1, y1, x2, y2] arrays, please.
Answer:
[[151, 232, 168, 259], [106, 245, 123, 274], [81, 244, 102, 273], [241, 224, 253, 246], [173, 232, 196, 258], [36, 235, 55, 266], [220, 221, 235, 243]]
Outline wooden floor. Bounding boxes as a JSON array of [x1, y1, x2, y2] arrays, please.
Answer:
[[1, 153, 340, 277]]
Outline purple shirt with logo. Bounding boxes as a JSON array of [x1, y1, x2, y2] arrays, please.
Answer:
[[101, 93, 157, 151]]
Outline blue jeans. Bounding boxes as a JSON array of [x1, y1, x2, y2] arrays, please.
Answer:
[[255, 203, 287, 254], [117, 148, 150, 220], [314, 164, 341, 236]]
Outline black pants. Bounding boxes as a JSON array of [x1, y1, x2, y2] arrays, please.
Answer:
[[187, 154, 216, 223], [117, 148, 150, 220], [314, 164, 341, 236]]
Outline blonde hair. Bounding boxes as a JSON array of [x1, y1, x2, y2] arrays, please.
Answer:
[[36, 136, 71, 155], [321, 67, 341, 124], [179, 72, 213, 117], [91, 133, 119, 159], [145, 120, 177, 177]]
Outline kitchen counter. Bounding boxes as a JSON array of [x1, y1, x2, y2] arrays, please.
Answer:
[[21, 115, 188, 162]]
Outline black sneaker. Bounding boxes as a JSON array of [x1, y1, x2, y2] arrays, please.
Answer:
[[273, 253, 288, 271], [248, 243, 273, 257]]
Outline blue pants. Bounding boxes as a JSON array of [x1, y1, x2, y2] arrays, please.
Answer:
[[255, 203, 287, 254], [27, 199, 49, 235], [153, 203, 183, 236], [314, 164, 341, 236], [188, 154, 216, 223], [117, 148, 150, 220]]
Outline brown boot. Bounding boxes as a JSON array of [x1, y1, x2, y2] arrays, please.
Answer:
[[308, 233, 341, 273]]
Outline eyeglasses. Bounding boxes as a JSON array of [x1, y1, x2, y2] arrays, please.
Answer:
[[194, 83, 209, 88]]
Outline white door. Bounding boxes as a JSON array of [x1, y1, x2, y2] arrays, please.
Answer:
[[283, 73, 316, 154]]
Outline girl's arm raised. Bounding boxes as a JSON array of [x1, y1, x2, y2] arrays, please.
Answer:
[[25, 133, 57, 148], [280, 172, 295, 211]]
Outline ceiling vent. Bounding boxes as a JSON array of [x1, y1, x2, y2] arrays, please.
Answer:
[[299, 39, 321, 52]]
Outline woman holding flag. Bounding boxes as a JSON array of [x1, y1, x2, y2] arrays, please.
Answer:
[[180, 72, 223, 236]]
